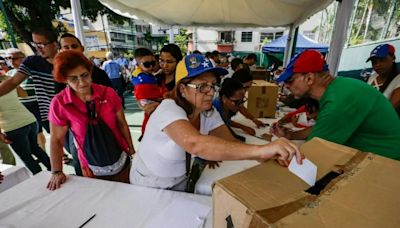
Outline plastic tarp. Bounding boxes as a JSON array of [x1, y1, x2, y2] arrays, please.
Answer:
[[262, 34, 329, 54]]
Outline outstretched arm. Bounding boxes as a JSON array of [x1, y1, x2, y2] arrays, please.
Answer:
[[0, 72, 27, 96]]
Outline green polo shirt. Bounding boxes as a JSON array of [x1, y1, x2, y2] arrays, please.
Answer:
[[308, 77, 400, 160]]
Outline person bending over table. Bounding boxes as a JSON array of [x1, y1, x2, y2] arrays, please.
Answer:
[[274, 50, 400, 160], [129, 54, 303, 191], [47, 51, 135, 190], [213, 77, 255, 140]]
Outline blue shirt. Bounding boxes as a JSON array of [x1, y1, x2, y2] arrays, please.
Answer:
[[103, 60, 121, 79], [213, 98, 236, 125]]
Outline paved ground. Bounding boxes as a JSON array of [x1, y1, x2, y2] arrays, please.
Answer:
[[12, 92, 144, 175]]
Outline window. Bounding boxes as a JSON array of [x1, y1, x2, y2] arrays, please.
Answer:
[[260, 32, 274, 43], [135, 25, 143, 33], [220, 31, 234, 43], [110, 32, 125, 42], [275, 32, 283, 39], [241, 32, 252, 42]]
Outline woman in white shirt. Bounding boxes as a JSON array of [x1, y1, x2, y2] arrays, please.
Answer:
[[130, 54, 303, 191], [367, 44, 400, 115]]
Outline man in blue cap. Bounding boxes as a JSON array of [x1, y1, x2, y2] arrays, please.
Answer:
[[272, 50, 400, 160]]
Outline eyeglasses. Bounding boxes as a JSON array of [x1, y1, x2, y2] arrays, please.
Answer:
[[66, 72, 91, 84], [159, 59, 177, 65], [31, 41, 53, 49], [186, 83, 220, 93], [229, 97, 248, 106], [5, 56, 23, 61], [140, 61, 156, 68]]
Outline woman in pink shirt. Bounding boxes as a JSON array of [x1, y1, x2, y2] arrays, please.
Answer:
[[47, 51, 135, 190]]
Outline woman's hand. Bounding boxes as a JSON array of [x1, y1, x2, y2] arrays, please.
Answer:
[[259, 138, 304, 166], [205, 160, 221, 169], [270, 123, 291, 138], [261, 133, 273, 141], [47, 172, 67, 191], [252, 118, 266, 128], [242, 126, 256, 136]]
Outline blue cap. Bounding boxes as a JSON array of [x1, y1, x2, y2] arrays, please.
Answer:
[[366, 44, 395, 62], [175, 54, 228, 83]]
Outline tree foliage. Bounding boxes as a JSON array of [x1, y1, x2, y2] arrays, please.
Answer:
[[348, 0, 400, 45], [174, 28, 189, 54], [0, 0, 128, 49]]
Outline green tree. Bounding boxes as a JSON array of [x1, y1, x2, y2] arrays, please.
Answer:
[[174, 28, 189, 54], [1, 0, 128, 51]]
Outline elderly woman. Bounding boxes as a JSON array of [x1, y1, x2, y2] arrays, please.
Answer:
[[130, 54, 303, 191], [47, 51, 135, 190]]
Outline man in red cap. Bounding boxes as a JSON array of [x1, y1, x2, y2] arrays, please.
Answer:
[[366, 43, 400, 115], [273, 50, 400, 160]]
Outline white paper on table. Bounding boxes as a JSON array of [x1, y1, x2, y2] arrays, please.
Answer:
[[145, 196, 211, 228], [288, 157, 317, 186]]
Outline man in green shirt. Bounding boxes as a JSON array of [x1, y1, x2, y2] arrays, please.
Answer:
[[273, 50, 400, 160]]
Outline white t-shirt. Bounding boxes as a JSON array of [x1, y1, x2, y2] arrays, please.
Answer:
[[367, 72, 400, 99], [137, 99, 224, 178]]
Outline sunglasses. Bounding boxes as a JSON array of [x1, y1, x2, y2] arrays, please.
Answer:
[[141, 61, 156, 68]]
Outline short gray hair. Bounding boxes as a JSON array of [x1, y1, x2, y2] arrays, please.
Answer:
[[106, 51, 114, 60], [6, 48, 25, 57]]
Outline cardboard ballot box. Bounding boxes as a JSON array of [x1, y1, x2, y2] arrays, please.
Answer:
[[246, 80, 278, 118], [213, 138, 400, 228], [251, 69, 271, 80]]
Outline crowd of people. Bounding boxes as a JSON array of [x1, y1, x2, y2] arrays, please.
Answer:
[[0, 26, 399, 192]]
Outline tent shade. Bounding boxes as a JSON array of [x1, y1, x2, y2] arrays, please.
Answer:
[[262, 34, 329, 54], [99, 0, 334, 28]]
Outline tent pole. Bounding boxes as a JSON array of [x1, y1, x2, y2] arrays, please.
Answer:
[[326, 0, 355, 76], [283, 25, 297, 66]]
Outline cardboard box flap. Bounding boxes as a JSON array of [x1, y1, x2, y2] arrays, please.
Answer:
[[216, 161, 311, 213], [273, 153, 400, 227], [301, 138, 359, 179]]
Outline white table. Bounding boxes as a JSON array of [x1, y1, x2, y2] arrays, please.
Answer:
[[0, 164, 31, 193], [0, 172, 212, 228]]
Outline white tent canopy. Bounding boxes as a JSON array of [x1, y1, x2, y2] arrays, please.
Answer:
[[98, 0, 334, 28], [96, 0, 354, 75]]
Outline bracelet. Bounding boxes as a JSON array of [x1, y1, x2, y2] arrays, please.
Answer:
[[51, 170, 62, 175]]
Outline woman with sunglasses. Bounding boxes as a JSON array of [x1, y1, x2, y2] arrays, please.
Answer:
[[129, 54, 303, 191], [47, 51, 135, 190], [213, 78, 255, 139]]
